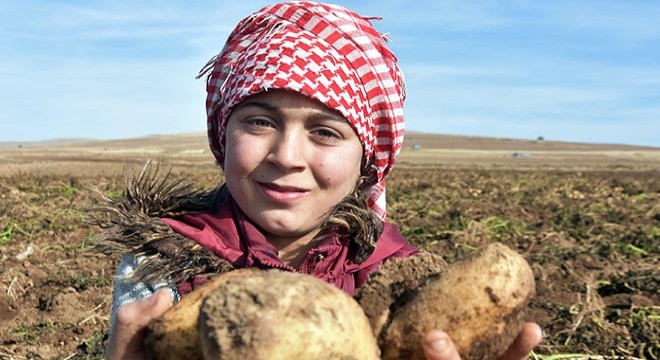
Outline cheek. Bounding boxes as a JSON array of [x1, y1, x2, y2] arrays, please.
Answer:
[[223, 131, 253, 184], [222, 133, 237, 171], [225, 131, 256, 167], [317, 149, 362, 189]]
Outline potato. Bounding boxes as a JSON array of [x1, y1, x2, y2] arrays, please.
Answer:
[[378, 243, 536, 360], [145, 243, 534, 360], [197, 269, 380, 360], [144, 269, 260, 360]]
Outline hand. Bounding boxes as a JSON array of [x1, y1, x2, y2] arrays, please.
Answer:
[[422, 322, 543, 360], [106, 289, 173, 360]]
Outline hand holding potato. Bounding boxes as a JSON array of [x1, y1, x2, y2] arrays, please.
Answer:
[[423, 323, 543, 360], [145, 269, 379, 360], [106, 289, 173, 360], [378, 243, 536, 359]]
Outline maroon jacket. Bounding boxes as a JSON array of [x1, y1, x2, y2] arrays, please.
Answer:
[[162, 196, 417, 296]]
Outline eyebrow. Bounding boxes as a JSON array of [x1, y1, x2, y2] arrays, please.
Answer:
[[235, 100, 279, 113], [235, 100, 348, 123]]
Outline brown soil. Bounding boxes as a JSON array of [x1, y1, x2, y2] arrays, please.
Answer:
[[0, 133, 658, 359], [355, 250, 448, 338]]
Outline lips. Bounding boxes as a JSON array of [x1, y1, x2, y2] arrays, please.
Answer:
[[261, 182, 308, 192], [257, 182, 310, 203]]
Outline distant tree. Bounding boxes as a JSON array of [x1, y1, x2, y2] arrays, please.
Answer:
[[537, 136, 545, 141]]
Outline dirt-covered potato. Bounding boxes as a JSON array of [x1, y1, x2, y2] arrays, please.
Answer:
[[146, 243, 534, 360], [144, 269, 259, 360], [197, 269, 380, 360], [378, 243, 536, 360]]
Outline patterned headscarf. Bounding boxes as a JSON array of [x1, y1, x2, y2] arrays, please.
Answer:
[[198, 1, 406, 220]]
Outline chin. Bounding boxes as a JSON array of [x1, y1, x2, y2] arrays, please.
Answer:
[[266, 225, 310, 238], [260, 219, 318, 239], [257, 210, 316, 230]]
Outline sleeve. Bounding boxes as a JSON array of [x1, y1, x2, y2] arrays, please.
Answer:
[[109, 254, 180, 334]]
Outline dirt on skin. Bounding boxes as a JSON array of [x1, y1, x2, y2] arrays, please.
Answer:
[[0, 160, 658, 359]]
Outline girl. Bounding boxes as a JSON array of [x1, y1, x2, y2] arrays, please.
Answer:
[[98, 2, 542, 359]]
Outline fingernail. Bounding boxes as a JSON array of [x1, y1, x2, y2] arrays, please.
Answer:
[[431, 337, 448, 352], [427, 332, 449, 353], [148, 289, 166, 304], [146, 293, 159, 305]]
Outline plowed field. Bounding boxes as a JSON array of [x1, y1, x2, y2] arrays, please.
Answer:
[[1, 135, 658, 359]]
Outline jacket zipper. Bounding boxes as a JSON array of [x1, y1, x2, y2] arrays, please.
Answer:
[[255, 250, 319, 273]]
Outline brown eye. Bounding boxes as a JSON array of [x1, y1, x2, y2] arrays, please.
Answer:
[[246, 117, 275, 129], [316, 129, 340, 139], [313, 128, 342, 142]]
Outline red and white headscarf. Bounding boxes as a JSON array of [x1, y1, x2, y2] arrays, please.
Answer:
[[198, 1, 406, 220]]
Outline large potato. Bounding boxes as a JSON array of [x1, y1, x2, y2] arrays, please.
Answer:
[[197, 269, 380, 360], [144, 269, 259, 359], [379, 243, 536, 360]]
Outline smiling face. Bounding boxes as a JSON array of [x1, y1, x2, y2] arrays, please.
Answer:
[[223, 90, 363, 248]]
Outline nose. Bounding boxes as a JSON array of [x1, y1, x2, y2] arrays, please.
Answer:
[[266, 129, 306, 171]]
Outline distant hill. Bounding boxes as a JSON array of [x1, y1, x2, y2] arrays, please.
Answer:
[[1, 131, 656, 152], [402, 131, 658, 152], [0, 138, 95, 149], [1, 131, 658, 176]]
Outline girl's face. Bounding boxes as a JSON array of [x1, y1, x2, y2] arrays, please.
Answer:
[[224, 90, 363, 245]]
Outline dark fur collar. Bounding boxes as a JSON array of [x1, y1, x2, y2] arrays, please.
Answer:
[[86, 162, 233, 285]]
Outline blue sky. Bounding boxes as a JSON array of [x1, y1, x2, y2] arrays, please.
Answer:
[[1, 1, 658, 147]]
